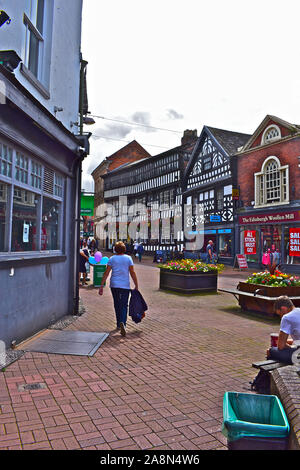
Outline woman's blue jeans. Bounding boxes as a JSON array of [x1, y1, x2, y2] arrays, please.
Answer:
[[111, 288, 130, 327], [269, 346, 300, 365]]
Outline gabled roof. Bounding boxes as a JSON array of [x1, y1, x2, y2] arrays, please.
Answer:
[[206, 127, 252, 156], [184, 125, 251, 184], [241, 115, 300, 151]]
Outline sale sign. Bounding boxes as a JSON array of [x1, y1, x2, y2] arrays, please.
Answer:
[[289, 228, 300, 257], [244, 230, 256, 255]]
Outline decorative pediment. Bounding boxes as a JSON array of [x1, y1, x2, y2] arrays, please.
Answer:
[[241, 115, 300, 151]]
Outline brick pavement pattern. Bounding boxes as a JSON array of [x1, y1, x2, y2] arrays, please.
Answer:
[[0, 263, 277, 450]]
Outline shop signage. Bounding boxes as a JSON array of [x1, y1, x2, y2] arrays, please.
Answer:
[[232, 188, 240, 200], [234, 254, 248, 269], [210, 215, 221, 222], [239, 210, 300, 225], [289, 228, 300, 257], [244, 230, 256, 255]]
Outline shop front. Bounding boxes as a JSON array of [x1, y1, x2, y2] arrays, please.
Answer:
[[237, 209, 300, 273], [189, 226, 234, 264]]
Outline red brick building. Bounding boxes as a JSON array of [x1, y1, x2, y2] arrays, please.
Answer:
[[235, 115, 300, 272]]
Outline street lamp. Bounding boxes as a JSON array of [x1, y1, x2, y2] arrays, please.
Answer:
[[0, 11, 11, 27]]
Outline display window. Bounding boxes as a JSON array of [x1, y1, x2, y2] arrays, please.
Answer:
[[219, 233, 232, 257], [41, 197, 61, 251], [240, 226, 259, 262], [284, 226, 300, 265], [11, 188, 39, 252], [0, 139, 65, 255]]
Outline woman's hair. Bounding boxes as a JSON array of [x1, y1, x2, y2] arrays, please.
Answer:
[[274, 296, 294, 312], [115, 241, 126, 254]]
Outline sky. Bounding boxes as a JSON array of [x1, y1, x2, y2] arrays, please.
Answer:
[[81, 0, 300, 192]]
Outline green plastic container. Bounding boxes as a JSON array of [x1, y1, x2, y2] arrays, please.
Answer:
[[222, 392, 290, 450], [93, 265, 107, 287]]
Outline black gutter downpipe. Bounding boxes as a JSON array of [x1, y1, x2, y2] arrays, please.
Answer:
[[73, 58, 88, 315]]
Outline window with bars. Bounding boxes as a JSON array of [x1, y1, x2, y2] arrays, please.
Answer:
[[255, 157, 289, 207]]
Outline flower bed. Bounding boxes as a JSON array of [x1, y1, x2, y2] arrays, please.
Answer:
[[159, 259, 224, 294], [246, 270, 300, 287], [238, 270, 300, 315]]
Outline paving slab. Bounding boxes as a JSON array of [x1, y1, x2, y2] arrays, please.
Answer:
[[0, 264, 277, 450]]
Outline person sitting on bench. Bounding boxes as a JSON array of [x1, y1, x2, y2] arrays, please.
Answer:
[[267, 296, 300, 364]]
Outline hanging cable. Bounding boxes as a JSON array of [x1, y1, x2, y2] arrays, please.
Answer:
[[91, 133, 171, 150], [89, 114, 182, 134]]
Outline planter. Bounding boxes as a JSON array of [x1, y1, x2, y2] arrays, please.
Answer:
[[237, 282, 300, 315], [159, 268, 218, 294]]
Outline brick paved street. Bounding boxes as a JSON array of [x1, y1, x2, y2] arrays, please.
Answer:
[[0, 263, 279, 450]]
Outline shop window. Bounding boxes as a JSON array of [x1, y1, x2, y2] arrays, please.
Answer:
[[284, 226, 300, 265], [240, 227, 259, 262], [0, 182, 8, 252], [219, 233, 232, 257], [11, 188, 39, 252], [41, 197, 61, 251], [255, 156, 288, 207]]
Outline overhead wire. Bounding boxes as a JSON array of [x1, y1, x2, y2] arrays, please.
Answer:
[[88, 113, 182, 134]]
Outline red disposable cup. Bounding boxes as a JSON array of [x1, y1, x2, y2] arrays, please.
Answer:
[[270, 333, 279, 347]]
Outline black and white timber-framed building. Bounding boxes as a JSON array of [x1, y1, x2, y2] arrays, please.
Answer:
[[102, 131, 198, 252], [182, 126, 251, 264]]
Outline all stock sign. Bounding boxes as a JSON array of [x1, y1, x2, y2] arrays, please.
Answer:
[[244, 230, 256, 255]]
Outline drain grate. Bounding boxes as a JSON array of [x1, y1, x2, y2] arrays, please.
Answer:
[[18, 382, 47, 392]]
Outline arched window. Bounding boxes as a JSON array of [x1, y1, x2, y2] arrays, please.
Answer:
[[255, 156, 288, 207], [261, 125, 281, 145]]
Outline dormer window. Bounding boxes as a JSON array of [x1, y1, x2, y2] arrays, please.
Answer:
[[261, 125, 281, 145]]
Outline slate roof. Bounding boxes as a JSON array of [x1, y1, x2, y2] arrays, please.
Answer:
[[206, 126, 252, 156]]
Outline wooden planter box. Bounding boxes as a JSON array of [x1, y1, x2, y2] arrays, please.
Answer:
[[159, 268, 218, 294], [237, 281, 300, 315]]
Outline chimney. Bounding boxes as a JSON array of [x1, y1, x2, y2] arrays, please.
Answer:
[[181, 129, 198, 145]]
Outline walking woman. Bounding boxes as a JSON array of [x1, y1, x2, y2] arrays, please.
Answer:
[[98, 241, 139, 336]]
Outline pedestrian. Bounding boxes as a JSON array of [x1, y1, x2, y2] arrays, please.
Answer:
[[137, 243, 144, 263], [206, 240, 214, 264], [79, 240, 89, 286], [266, 296, 300, 364], [133, 240, 139, 255], [98, 241, 139, 336]]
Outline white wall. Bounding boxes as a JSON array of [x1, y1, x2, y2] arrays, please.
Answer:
[[0, 0, 83, 131]]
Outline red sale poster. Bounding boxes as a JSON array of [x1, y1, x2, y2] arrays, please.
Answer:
[[244, 230, 256, 255], [289, 228, 300, 257]]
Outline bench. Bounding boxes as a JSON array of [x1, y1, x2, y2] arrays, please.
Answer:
[[252, 359, 287, 372]]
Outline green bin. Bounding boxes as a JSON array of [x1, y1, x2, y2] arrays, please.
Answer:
[[222, 392, 290, 450], [93, 265, 107, 287]]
